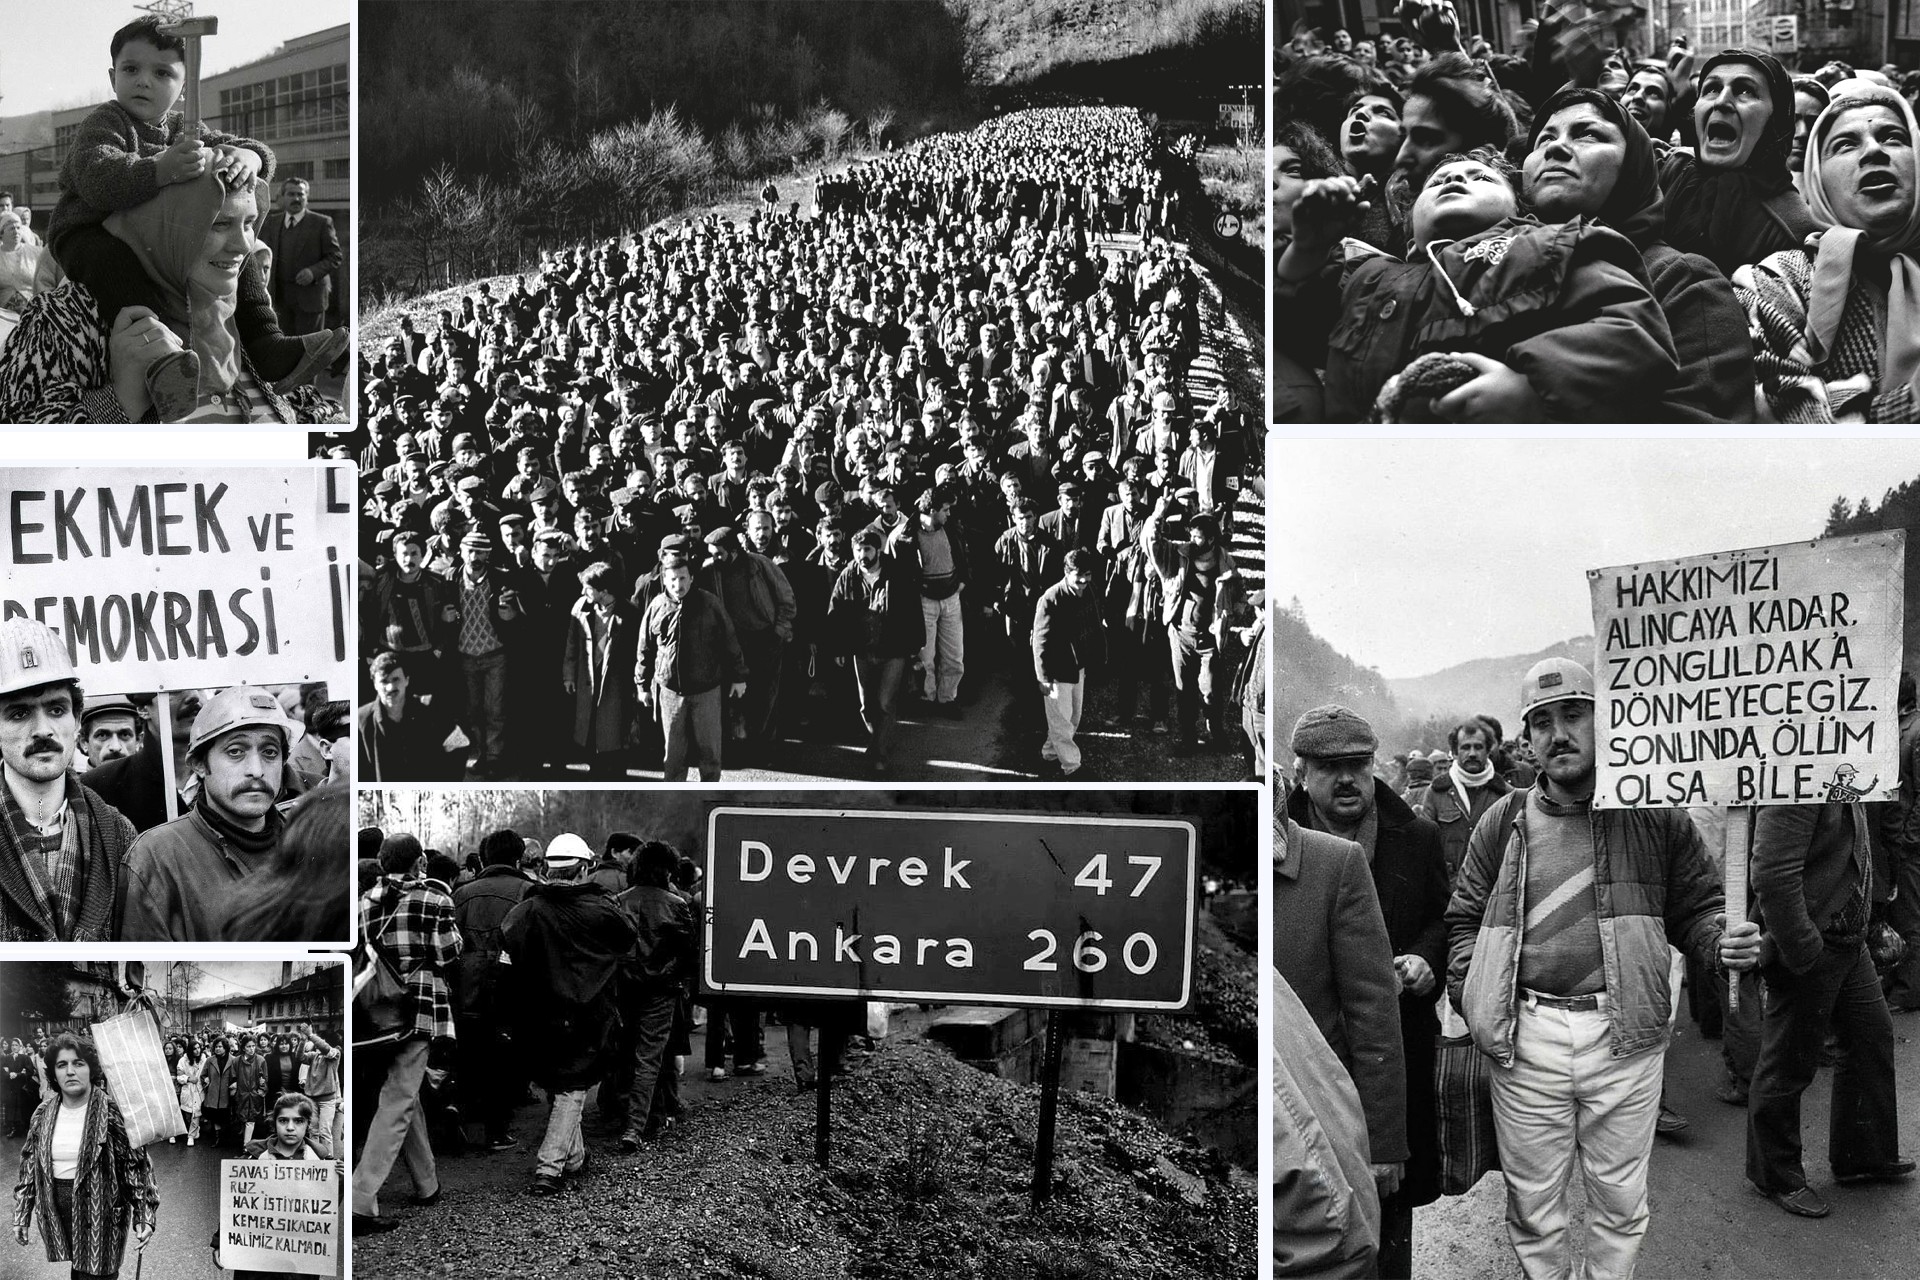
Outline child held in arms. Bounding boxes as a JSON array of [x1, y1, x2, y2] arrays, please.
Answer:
[[46, 15, 338, 415]]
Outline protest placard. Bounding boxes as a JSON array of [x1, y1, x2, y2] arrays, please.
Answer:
[[217, 1158, 340, 1277], [1588, 531, 1905, 809], [704, 807, 1197, 1009], [0, 465, 354, 694]]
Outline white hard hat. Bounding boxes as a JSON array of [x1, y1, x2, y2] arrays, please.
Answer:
[[544, 832, 593, 866], [187, 685, 305, 755], [1520, 658, 1596, 720], [0, 619, 76, 698]]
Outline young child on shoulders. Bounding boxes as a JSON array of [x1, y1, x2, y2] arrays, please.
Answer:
[[46, 16, 333, 412]]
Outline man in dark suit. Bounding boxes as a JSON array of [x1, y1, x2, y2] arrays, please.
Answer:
[[260, 178, 342, 335]]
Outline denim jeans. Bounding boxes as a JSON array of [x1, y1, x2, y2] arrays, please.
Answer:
[[459, 647, 509, 771], [533, 1088, 588, 1178], [657, 683, 722, 781], [1169, 625, 1223, 741], [852, 655, 906, 764], [919, 593, 964, 702], [619, 988, 679, 1141], [1041, 675, 1085, 773], [1747, 940, 1900, 1191]]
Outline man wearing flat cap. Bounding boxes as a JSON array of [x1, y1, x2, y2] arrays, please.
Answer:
[[1446, 659, 1762, 1277], [450, 531, 524, 779], [1285, 704, 1449, 1278], [120, 686, 308, 941]]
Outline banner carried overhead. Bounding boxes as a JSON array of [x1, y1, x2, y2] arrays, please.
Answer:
[[0, 466, 354, 693], [1588, 531, 1905, 809]]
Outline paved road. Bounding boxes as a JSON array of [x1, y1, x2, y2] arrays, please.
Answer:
[[1415, 995, 1920, 1279]]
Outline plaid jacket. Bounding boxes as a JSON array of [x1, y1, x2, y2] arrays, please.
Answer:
[[361, 875, 464, 1042], [13, 1087, 158, 1274]]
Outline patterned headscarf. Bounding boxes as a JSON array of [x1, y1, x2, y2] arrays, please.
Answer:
[[1799, 80, 1920, 404]]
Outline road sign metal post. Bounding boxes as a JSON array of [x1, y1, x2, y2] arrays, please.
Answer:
[[1030, 1010, 1065, 1212], [815, 1024, 840, 1168]]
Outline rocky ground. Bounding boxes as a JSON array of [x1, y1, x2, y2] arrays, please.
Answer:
[[358, 1035, 1254, 1280]]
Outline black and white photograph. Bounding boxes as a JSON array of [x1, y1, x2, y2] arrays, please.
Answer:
[[1276, 3, 1920, 423], [0, 0, 350, 424], [1273, 439, 1920, 1278], [350, 786, 1256, 1278], [348, 0, 1266, 784], [0, 958, 345, 1280], [0, 463, 353, 942]]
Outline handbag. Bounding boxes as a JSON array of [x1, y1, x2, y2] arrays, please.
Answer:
[[1433, 1031, 1501, 1196], [353, 934, 414, 1048], [90, 1005, 187, 1148]]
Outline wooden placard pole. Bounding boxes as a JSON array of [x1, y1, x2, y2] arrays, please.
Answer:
[[168, 17, 220, 134], [156, 692, 181, 822], [1725, 805, 1752, 1012], [1031, 1010, 1065, 1212]]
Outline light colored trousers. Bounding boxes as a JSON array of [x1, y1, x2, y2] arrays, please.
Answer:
[[1490, 991, 1664, 1280], [534, 1087, 589, 1178], [919, 593, 964, 702], [351, 1037, 438, 1216], [1041, 676, 1086, 772]]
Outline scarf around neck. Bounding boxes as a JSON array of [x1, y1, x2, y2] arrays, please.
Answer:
[[103, 173, 265, 403], [1451, 759, 1496, 796], [194, 789, 284, 857]]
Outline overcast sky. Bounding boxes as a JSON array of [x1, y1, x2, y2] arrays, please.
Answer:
[[1276, 439, 1920, 680], [0, 1, 347, 119]]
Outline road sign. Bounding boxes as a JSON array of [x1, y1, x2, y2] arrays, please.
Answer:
[[703, 807, 1197, 1009], [1214, 212, 1243, 240], [1771, 15, 1799, 53], [1588, 531, 1904, 809]]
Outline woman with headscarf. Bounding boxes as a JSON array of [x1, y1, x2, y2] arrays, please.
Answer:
[[1276, 146, 1677, 421], [0, 212, 41, 310], [1524, 87, 1757, 421], [1735, 80, 1920, 422], [1659, 49, 1819, 277], [0, 171, 343, 423]]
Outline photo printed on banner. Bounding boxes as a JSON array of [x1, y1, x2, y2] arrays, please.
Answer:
[[350, 787, 1256, 1276], [0, 957, 346, 1280], [0, 463, 353, 943], [335, 0, 1267, 785]]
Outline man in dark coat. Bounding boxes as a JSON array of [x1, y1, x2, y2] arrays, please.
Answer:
[[1418, 716, 1513, 885], [259, 178, 343, 334], [501, 833, 636, 1195], [1747, 799, 1913, 1217], [1287, 705, 1449, 1280], [1273, 789, 1407, 1265], [450, 829, 534, 1151]]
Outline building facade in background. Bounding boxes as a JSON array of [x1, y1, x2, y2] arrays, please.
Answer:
[[0, 23, 348, 324]]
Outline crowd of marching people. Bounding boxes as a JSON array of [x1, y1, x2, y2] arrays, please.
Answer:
[[353, 823, 864, 1226], [348, 106, 1263, 782], [1278, 3, 1920, 422], [1276, 663, 1920, 1278], [159, 1024, 344, 1157]]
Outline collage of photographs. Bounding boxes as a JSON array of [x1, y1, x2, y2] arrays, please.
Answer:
[[0, 1, 1912, 1279]]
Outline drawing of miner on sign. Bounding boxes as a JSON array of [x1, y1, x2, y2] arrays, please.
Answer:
[[1822, 763, 1882, 804]]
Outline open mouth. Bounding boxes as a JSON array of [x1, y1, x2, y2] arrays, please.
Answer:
[[1704, 118, 1739, 146], [1860, 170, 1900, 196], [1348, 122, 1369, 143], [208, 257, 243, 272]]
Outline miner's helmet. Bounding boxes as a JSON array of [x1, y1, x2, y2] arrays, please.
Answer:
[[0, 619, 77, 698], [544, 832, 593, 867], [1519, 657, 1595, 721], [187, 685, 306, 756]]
